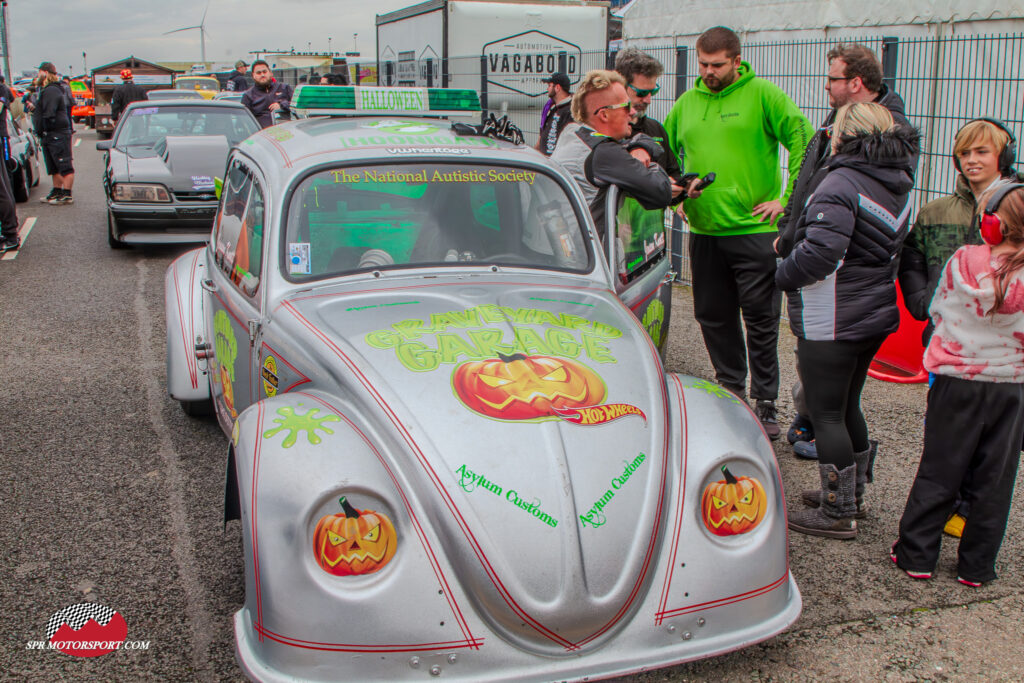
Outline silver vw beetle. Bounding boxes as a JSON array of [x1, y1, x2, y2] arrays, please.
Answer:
[[164, 86, 800, 682]]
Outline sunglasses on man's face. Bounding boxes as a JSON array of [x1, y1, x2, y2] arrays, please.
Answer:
[[628, 83, 660, 98], [593, 100, 631, 116]]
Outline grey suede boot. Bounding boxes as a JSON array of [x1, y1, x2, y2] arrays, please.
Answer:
[[788, 463, 857, 539], [801, 441, 877, 518]]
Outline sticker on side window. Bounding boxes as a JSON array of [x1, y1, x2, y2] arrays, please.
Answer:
[[132, 107, 158, 116], [288, 243, 311, 275]]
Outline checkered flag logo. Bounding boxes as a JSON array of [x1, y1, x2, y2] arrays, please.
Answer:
[[46, 603, 117, 641]]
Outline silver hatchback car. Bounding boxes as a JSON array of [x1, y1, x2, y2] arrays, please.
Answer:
[[164, 86, 799, 682]]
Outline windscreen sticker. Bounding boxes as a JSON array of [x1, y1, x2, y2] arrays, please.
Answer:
[[386, 147, 471, 155], [131, 107, 158, 116], [330, 168, 536, 184], [288, 243, 311, 275]]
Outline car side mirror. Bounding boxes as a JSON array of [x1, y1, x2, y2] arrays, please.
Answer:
[[95, 140, 113, 151]]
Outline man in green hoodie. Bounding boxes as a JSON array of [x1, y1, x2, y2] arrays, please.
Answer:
[[664, 26, 811, 438]]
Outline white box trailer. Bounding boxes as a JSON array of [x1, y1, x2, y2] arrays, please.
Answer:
[[376, 0, 609, 111]]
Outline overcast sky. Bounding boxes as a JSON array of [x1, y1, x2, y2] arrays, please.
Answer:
[[8, 0, 410, 77]]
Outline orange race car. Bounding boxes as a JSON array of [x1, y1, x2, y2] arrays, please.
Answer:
[[70, 79, 95, 127]]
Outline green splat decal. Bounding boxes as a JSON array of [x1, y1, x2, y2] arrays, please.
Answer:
[[642, 298, 665, 343], [263, 405, 342, 448], [214, 310, 238, 382], [685, 379, 742, 404]]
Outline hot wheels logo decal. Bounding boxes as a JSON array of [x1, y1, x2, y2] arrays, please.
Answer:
[[552, 403, 646, 426]]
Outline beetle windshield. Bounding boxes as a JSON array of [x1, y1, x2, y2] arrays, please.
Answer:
[[114, 105, 258, 148], [282, 163, 591, 280]]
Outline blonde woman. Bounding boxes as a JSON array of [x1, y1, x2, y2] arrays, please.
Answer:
[[775, 102, 920, 538]]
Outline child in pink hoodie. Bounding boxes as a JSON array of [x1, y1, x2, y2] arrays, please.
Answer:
[[892, 183, 1024, 587]]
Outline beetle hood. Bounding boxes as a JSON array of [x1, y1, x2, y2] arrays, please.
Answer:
[[280, 279, 672, 653]]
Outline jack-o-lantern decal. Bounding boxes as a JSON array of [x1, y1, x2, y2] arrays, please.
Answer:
[[452, 352, 606, 421], [313, 496, 398, 576], [701, 465, 767, 536]]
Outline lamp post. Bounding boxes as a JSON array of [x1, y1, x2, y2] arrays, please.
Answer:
[[353, 33, 358, 53], [328, 36, 332, 55]]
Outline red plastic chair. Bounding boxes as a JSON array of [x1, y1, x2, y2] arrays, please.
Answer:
[[868, 281, 928, 383]]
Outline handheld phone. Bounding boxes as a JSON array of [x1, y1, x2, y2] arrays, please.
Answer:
[[693, 172, 716, 191]]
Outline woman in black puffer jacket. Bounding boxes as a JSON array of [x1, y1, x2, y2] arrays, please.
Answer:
[[776, 102, 920, 539]]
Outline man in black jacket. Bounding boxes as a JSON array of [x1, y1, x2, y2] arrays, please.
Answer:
[[615, 47, 684, 198], [535, 72, 572, 156], [226, 60, 248, 92], [241, 60, 293, 128], [0, 81, 21, 251], [111, 69, 146, 122], [33, 62, 74, 205], [774, 43, 916, 457], [550, 69, 674, 237]]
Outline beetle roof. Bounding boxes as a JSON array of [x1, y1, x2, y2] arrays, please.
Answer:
[[236, 115, 532, 178]]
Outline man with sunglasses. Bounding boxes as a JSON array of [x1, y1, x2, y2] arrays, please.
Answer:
[[536, 72, 573, 156], [615, 48, 684, 197], [663, 26, 811, 438], [551, 69, 673, 236], [774, 43, 915, 457]]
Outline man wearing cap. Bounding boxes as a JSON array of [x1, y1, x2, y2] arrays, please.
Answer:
[[33, 62, 75, 205], [227, 61, 249, 92], [111, 69, 146, 122], [536, 72, 573, 156]]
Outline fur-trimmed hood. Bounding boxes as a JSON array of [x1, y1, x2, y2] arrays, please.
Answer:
[[828, 125, 921, 192]]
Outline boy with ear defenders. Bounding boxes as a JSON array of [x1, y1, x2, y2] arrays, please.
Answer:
[[900, 118, 1022, 330], [898, 117, 1023, 537]]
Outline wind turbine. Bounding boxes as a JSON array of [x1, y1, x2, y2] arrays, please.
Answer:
[[164, 1, 211, 68]]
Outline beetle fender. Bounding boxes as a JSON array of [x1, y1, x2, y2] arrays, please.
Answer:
[[650, 373, 799, 633], [230, 390, 484, 680], [165, 247, 209, 402]]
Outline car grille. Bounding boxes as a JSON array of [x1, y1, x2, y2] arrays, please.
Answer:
[[173, 190, 218, 202]]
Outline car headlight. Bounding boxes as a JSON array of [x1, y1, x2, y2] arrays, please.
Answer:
[[113, 183, 171, 202]]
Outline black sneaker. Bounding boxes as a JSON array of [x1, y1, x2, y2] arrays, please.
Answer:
[[0, 236, 19, 252], [787, 414, 814, 445], [57, 191, 74, 205], [755, 399, 781, 440], [47, 188, 66, 205], [40, 187, 59, 203]]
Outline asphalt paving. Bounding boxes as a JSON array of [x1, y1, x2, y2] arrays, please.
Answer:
[[0, 126, 1021, 681]]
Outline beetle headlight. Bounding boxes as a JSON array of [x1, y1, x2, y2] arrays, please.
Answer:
[[113, 183, 171, 203]]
